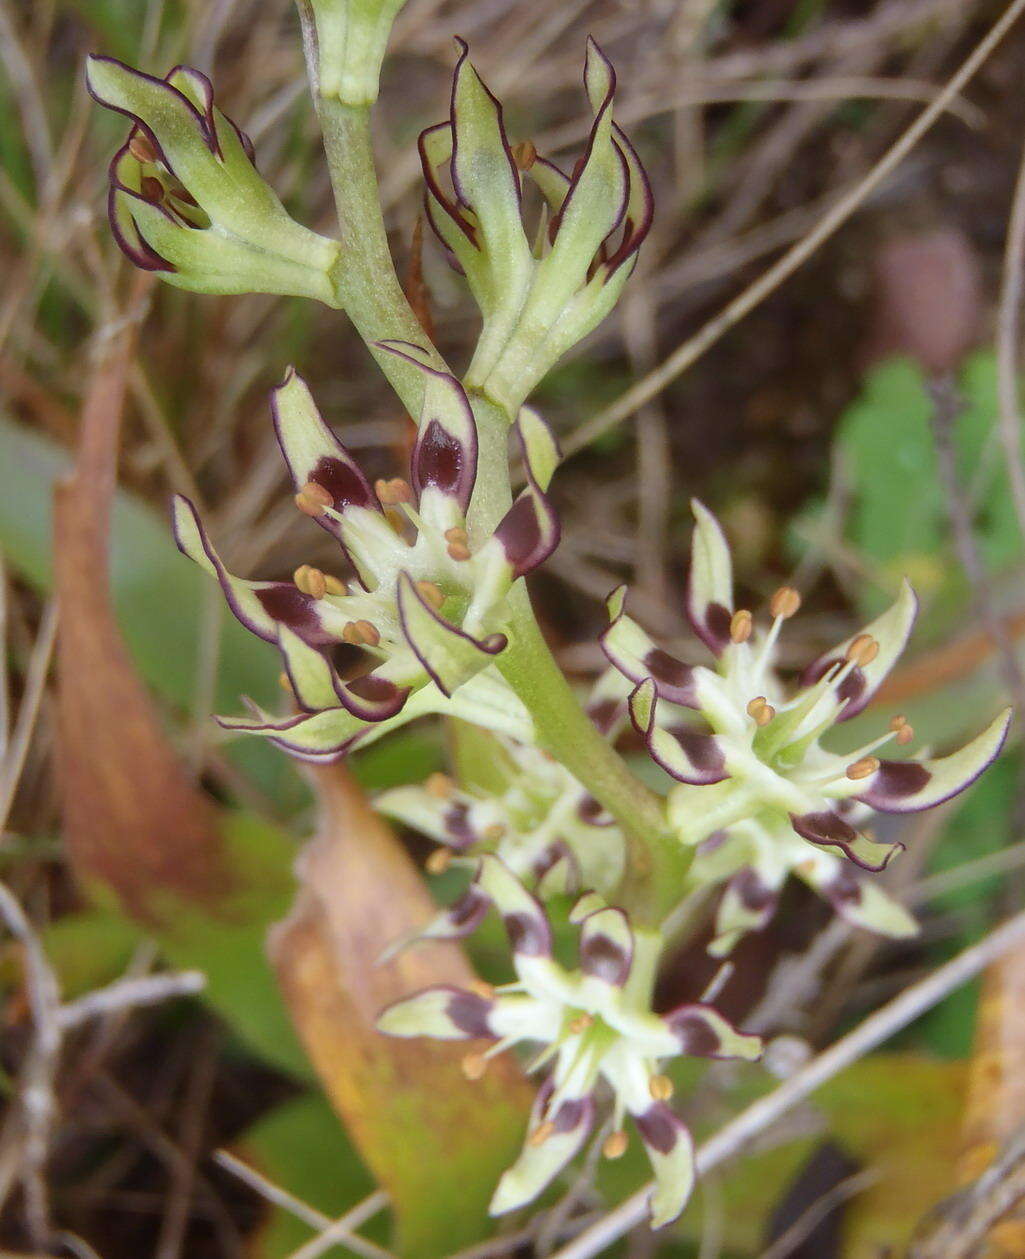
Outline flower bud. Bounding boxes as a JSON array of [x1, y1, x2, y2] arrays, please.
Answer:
[[420, 38, 651, 412], [87, 56, 340, 300], [300, 0, 406, 105]]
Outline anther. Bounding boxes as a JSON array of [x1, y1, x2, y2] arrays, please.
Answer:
[[461, 1052, 488, 1081], [649, 1074, 674, 1102], [769, 586, 802, 620], [529, 1121, 556, 1147], [293, 564, 327, 600], [847, 755, 880, 781], [375, 477, 413, 506], [278, 671, 293, 693], [445, 526, 468, 544], [139, 175, 164, 203], [602, 1131, 628, 1160], [129, 132, 158, 163], [447, 541, 472, 562], [416, 581, 445, 610], [512, 140, 537, 171], [846, 633, 879, 668], [483, 823, 506, 842], [568, 1014, 593, 1035], [295, 481, 333, 517], [323, 574, 346, 596], [354, 620, 380, 647], [890, 714, 914, 745], [425, 849, 452, 876], [746, 696, 775, 726], [426, 772, 455, 799], [730, 609, 753, 643], [469, 979, 496, 1000]]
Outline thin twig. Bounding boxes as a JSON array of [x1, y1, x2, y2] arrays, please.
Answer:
[[58, 971, 206, 1031], [285, 1190, 391, 1259], [562, 0, 1025, 460], [757, 1168, 878, 1259], [549, 908, 1025, 1259]]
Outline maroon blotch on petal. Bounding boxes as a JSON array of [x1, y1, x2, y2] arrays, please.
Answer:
[[505, 911, 549, 957], [666, 727, 727, 779], [864, 760, 932, 801], [255, 585, 328, 643], [312, 454, 378, 512], [580, 932, 631, 985], [665, 1009, 722, 1057], [634, 1105, 680, 1155], [443, 801, 480, 848], [587, 696, 621, 735], [644, 648, 698, 706], [733, 867, 776, 913], [446, 989, 494, 1037]]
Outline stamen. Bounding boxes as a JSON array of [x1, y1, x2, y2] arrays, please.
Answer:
[[139, 175, 164, 202], [293, 564, 327, 600], [512, 139, 537, 171], [353, 619, 380, 647], [602, 1131, 628, 1159], [129, 132, 158, 163], [483, 823, 506, 842], [746, 696, 776, 727], [769, 586, 802, 620], [846, 633, 879, 668], [295, 481, 333, 517], [375, 477, 413, 506], [425, 848, 452, 875], [529, 1121, 556, 1147], [445, 526, 468, 544], [649, 1074, 674, 1102], [730, 609, 753, 644], [426, 772, 455, 799], [277, 671, 293, 694], [461, 1052, 488, 1081], [469, 979, 496, 1000], [447, 541, 472, 562], [415, 581, 445, 610], [890, 714, 915, 746], [323, 574, 346, 596], [846, 755, 880, 781], [568, 1014, 593, 1035]]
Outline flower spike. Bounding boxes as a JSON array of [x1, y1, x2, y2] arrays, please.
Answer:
[[87, 57, 339, 299], [379, 860, 760, 1228]]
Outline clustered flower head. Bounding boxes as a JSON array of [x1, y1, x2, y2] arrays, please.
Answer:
[[376, 673, 630, 954], [173, 343, 563, 759], [85, 56, 340, 300], [378, 856, 761, 1228], [601, 500, 1010, 953], [421, 37, 652, 412]]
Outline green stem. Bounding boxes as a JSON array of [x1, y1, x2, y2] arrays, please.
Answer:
[[319, 98, 446, 417]]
